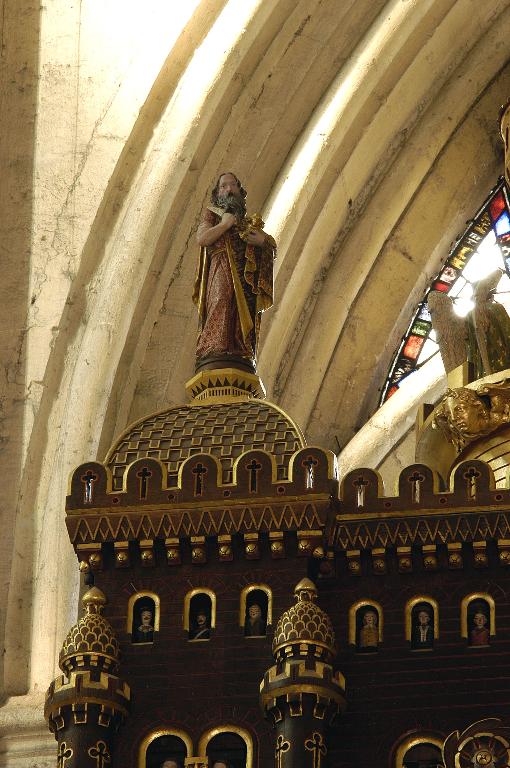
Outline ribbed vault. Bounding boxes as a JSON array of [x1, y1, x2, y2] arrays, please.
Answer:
[[111, 0, 510, 454], [3, 0, 510, 702]]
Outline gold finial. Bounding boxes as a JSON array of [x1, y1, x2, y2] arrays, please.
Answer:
[[294, 578, 318, 602], [82, 586, 107, 614]]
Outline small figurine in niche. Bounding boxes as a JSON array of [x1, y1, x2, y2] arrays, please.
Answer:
[[188, 592, 213, 641], [411, 603, 434, 649], [161, 762, 180, 768], [244, 589, 268, 637], [131, 597, 156, 644], [468, 601, 491, 646], [189, 610, 211, 640], [245, 603, 265, 637], [356, 607, 379, 651]]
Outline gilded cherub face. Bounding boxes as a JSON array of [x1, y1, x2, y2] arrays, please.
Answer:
[[451, 393, 490, 435]]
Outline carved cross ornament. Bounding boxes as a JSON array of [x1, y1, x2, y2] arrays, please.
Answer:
[[88, 740, 112, 768], [305, 732, 327, 768], [57, 742, 73, 768], [81, 469, 98, 504], [275, 734, 290, 768]]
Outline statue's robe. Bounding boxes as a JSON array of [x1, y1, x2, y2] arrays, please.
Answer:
[[193, 206, 275, 361]]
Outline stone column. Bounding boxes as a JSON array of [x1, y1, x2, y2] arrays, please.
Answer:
[[45, 587, 130, 767], [260, 579, 345, 768]]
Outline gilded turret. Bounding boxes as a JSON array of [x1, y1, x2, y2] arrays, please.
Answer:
[[59, 587, 120, 674], [45, 587, 130, 767], [260, 579, 345, 768]]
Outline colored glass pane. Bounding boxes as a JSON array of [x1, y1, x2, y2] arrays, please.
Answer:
[[490, 191, 505, 221], [438, 265, 458, 284], [380, 179, 510, 406], [495, 211, 510, 236], [410, 319, 430, 337], [402, 335, 424, 360]]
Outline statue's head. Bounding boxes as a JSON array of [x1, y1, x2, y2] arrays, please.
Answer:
[[433, 387, 491, 449], [140, 608, 153, 626], [211, 172, 247, 216], [363, 610, 378, 628]]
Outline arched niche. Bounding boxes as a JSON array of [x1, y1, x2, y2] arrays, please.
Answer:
[[184, 588, 216, 641], [240, 585, 272, 637], [198, 726, 253, 768], [405, 597, 439, 650], [461, 593, 495, 647], [394, 734, 444, 768], [127, 591, 160, 644], [138, 729, 192, 768], [348, 600, 383, 651]]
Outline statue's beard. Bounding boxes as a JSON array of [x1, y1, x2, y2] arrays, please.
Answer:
[[216, 193, 246, 218]]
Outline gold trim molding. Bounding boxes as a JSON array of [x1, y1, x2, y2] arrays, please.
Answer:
[[404, 596, 439, 642], [348, 600, 383, 646], [127, 591, 161, 634], [460, 593, 496, 639], [394, 734, 444, 768], [183, 588, 216, 631], [239, 584, 272, 628], [138, 728, 193, 768], [197, 725, 253, 768]]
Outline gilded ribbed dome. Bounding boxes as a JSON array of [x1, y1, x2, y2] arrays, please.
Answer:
[[105, 400, 305, 490], [59, 587, 120, 674], [272, 579, 336, 658]]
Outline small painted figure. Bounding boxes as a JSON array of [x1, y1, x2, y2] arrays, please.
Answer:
[[193, 172, 276, 364], [134, 608, 154, 643], [469, 602, 490, 646], [411, 604, 434, 649], [189, 610, 211, 641], [245, 603, 266, 637], [161, 761, 180, 768], [132, 597, 156, 644], [358, 608, 379, 650]]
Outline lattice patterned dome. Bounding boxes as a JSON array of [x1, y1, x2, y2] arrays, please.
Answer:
[[272, 578, 336, 658], [59, 587, 120, 674], [105, 400, 305, 490]]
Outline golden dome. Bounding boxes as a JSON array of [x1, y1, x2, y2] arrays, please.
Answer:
[[105, 400, 305, 490], [272, 578, 336, 658], [59, 587, 120, 674]]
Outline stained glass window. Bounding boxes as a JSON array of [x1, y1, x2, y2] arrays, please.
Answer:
[[380, 178, 510, 404]]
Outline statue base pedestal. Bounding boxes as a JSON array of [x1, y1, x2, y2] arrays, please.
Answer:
[[195, 354, 256, 374], [186, 367, 266, 403]]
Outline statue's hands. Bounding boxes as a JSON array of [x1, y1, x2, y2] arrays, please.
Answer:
[[245, 229, 266, 246], [221, 212, 237, 229]]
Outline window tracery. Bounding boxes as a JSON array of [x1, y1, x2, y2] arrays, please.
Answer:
[[381, 179, 510, 404]]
